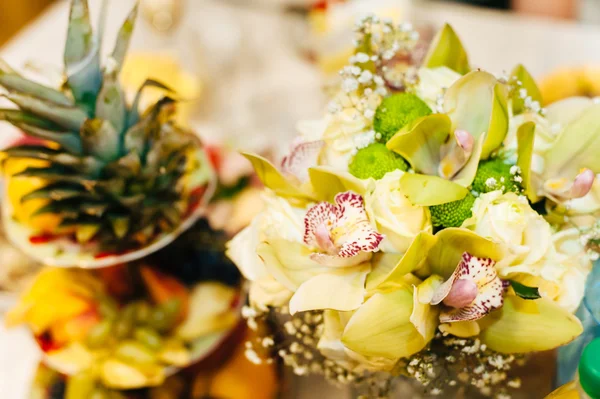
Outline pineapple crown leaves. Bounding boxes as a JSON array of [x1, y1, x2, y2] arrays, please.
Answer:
[[0, 0, 206, 248]]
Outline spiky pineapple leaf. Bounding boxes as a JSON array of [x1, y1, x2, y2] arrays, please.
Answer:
[[128, 79, 175, 128], [6, 93, 87, 131], [95, 73, 126, 134], [64, 0, 102, 109], [111, 5, 138, 72], [80, 119, 121, 162], [20, 182, 91, 203], [0, 71, 73, 106], [2, 145, 101, 174]]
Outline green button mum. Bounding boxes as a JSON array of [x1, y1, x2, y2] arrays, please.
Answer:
[[472, 158, 523, 195], [374, 93, 432, 143], [349, 143, 408, 180], [430, 192, 476, 228]]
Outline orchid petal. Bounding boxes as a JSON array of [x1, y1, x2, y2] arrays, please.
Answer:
[[479, 296, 583, 353], [444, 71, 509, 160], [242, 152, 313, 200], [438, 129, 475, 180], [303, 201, 337, 249], [422, 24, 470, 75], [367, 232, 437, 292], [386, 113, 452, 175], [289, 263, 370, 315], [281, 140, 324, 183], [438, 320, 480, 337], [398, 173, 469, 206], [431, 253, 503, 323], [424, 228, 503, 279], [450, 132, 486, 187], [411, 285, 439, 341], [544, 169, 596, 201], [511, 64, 542, 115], [256, 240, 329, 291], [308, 166, 368, 202], [516, 121, 541, 202], [341, 287, 432, 359], [543, 103, 600, 181], [545, 97, 594, 126]]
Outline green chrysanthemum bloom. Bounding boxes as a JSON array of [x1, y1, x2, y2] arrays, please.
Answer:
[[430, 192, 476, 228], [373, 93, 432, 142], [349, 143, 409, 180], [472, 158, 523, 194]]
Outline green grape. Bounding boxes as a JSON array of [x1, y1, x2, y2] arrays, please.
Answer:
[[65, 372, 96, 399], [430, 192, 476, 228], [134, 327, 163, 351], [374, 93, 432, 142], [348, 142, 409, 180], [97, 296, 118, 319], [148, 299, 181, 333], [114, 340, 157, 365], [134, 301, 152, 325], [86, 319, 114, 349]]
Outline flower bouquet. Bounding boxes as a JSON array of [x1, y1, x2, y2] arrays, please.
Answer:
[[227, 15, 598, 397]]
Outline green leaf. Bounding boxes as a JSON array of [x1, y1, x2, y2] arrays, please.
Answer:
[[242, 152, 313, 201], [3, 145, 101, 173], [509, 281, 541, 300], [0, 71, 73, 106], [386, 114, 451, 175], [543, 103, 600, 181], [341, 288, 430, 359], [511, 64, 542, 115], [516, 121, 541, 203], [422, 24, 470, 74], [398, 173, 469, 206], [308, 166, 367, 202], [479, 296, 583, 353], [6, 93, 87, 131]]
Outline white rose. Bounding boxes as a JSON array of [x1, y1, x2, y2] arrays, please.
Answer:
[[365, 170, 432, 253], [414, 66, 461, 110], [506, 229, 591, 313], [226, 192, 304, 282], [462, 191, 553, 270]]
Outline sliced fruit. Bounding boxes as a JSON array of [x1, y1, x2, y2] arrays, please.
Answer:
[[50, 308, 102, 346], [100, 358, 165, 389], [140, 265, 189, 323]]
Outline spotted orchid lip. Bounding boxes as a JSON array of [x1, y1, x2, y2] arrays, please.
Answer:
[[280, 139, 324, 183], [304, 191, 383, 264], [431, 252, 504, 323]]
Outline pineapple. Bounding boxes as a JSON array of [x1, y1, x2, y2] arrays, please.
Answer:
[[0, 0, 214, 266]]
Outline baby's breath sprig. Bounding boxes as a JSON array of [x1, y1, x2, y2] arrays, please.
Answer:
[[504, 73, 546, 116]]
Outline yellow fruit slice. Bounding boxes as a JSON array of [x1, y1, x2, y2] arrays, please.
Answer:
[[4, 158, 62, 233]]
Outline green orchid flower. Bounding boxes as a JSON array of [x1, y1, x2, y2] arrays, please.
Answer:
[[387, 71, 509, 190]]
